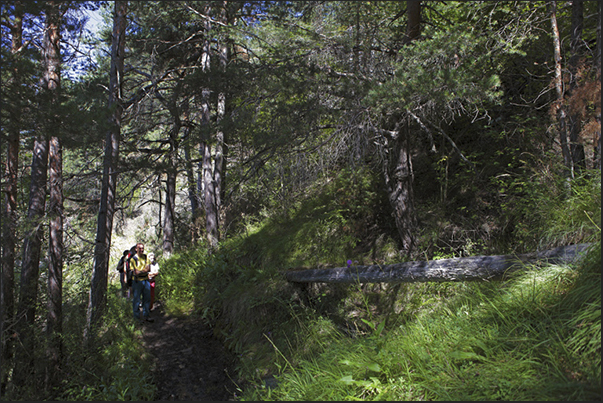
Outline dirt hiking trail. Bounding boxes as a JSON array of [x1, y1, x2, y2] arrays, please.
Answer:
[[140, 302, 240, 401]]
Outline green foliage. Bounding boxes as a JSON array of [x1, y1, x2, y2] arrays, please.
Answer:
[[243, 245, 600, 401], [215, 163, 600, 400], [501, 168, 601, 251], [57, 287, 157, 401], [0, 265, 158, 401], [542, 172, 601, 246], [562, 242, 602, 380], [232, 166, 393, 269], [153, 151, 601, 401], [2, 0, 600, 400], [366, 23, 502, 119], [158, 247, 210, 316]]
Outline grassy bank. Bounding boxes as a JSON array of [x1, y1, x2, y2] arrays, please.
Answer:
[[156, 169, 600, 401], [158, 242, 600, 400], [245, 245, 600, 400]]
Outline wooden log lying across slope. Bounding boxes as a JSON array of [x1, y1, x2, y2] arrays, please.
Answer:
[[285, 243, 594, 284]]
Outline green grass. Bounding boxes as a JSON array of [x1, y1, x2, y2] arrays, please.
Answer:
[[57, 285, 157, 401], [156, 168, 600, 401], [2, 259, 157, 401], [238, 243, 600, 401]]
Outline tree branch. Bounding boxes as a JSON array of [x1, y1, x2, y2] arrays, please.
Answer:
[[408, 111, 476, 171]]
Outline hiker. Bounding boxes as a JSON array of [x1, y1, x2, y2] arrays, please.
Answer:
[[130, 242, 154, 322], [117, 249, 129, 298], [148, 252, 160, 311]]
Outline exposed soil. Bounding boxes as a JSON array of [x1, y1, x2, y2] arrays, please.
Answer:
[[140, 302, 240, 401]]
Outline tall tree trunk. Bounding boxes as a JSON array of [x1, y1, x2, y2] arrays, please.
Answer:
[[198, 85, 209, 237], [85, 1, 127, 341], [163, 170, 176, 257], [163, 121, 180, 258], [384, 119, 418, 255], [45, 0, 63, 387], [406, 1, 421, 42], [197, 3, 220, 249], [568, 0, 586, 172], [381, 2, 422, 256], [203, 142, 219, 248], [184, 137, 202, 241], [597, 1, 601, 74], [46, 136, 63, 388], [182, 105, 202, 240], [215, 101, 226, 213], [596, 1, 601, 171], [12, 137, 49, 387], [205, 2, 231, 245], [13, 1, 61, 386], [1, 0, 23, 386], [214, 21, 229, 217], [550, 1, 573, 180]]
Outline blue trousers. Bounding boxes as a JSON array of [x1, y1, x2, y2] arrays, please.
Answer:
[[132, 279, 151, 319]]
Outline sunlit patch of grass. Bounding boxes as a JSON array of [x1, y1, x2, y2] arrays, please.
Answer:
[[542, 171, 601, 247], [244, 243, 600, 401], [560, 242, 601, 385]]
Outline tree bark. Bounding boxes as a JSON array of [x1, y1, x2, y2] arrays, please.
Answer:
[[203, 142, 219, 248], [406, 1, 421, 42], [163, 170, 176, 257], [214, 5, 229, 214], [384, 119, 418, 256], [163, 120, 180, 258], [550, 1, 573, 179], [380, 4, 423, 256], [568, 0, 586, 172], [286, 244, 592, 284], [184, 137, 202, 241], [13, 1, 61, 386], [85, 1, 127, 341], [1, 0, 23, 386], [215, 98, 226, 213], [197, 3, 218, 248], [197, 3, 227, 249], [596, 1, 602, 171], [182, 105, 202, 240], [45, 0, 63, 386], [597, 0, 601, 73], [47, 134, 63, 388], [213, 92, 227, 240], [12, 136, 49, 387]]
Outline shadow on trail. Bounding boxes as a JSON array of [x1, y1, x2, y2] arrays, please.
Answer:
[[140, 302, 239, 401]]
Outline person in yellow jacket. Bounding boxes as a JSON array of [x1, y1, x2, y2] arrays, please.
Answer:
[[130, 243, 154, 322]]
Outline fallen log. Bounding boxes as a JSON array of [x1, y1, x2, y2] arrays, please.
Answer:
[[285, 243, 594, 284]]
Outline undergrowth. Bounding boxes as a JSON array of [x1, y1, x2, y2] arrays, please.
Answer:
[[2, 260, 156, 401], [58, 285, 156, 401], [242, 244, 600, 401], [157, 168, 600, 401]]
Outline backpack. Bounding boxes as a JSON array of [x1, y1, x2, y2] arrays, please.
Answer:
[[116, 252, 128, 272]]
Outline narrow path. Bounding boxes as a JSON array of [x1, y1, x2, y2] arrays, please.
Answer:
[[141, 303, 239, 401]]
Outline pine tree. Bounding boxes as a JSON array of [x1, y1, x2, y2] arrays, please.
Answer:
[[85, 0, 127, 340]]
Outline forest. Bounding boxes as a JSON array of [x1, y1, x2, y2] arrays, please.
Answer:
[[1, 1, 601, 400]]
